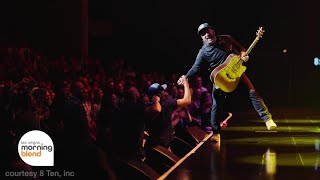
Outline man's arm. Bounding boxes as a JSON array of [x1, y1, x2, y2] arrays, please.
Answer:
[[176, 75, 191, 107], [218, 35, 246, 54], [219, 35, 249, 61], [185, 50, 204, 78]]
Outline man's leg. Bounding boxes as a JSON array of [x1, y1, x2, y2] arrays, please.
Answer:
[[210, 85, 225, 141], [241, 74, 277, 130], [210, 86, 222, 133]]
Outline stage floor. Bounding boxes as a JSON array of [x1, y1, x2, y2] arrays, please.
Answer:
[[162, 107, 320, 180]]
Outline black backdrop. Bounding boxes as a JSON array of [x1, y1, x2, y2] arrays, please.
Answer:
[[1, 0, 319, 108]]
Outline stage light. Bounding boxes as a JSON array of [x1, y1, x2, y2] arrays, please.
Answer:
[[314, 57, 320, 66]]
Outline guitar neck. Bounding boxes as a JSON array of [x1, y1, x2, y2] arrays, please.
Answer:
[[245, 37, 260, 55]]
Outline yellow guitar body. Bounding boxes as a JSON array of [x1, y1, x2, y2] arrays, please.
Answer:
[[210, 54, 246, 92]]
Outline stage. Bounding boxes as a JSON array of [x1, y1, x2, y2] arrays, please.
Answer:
[[160, 107, 320, 180]]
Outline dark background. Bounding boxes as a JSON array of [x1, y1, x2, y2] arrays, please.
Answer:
[[0, 0, 319, 108], [0, 0, 82, 56], [89, 0, 320, 108]]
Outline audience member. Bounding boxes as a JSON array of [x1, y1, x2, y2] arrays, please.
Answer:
[[144, 75, 191, 153]]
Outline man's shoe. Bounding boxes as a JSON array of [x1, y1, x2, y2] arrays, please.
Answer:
[[209, 134, 220, 142], [265, 119, 277, 130]]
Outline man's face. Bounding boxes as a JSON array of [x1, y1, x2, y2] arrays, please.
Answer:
[[200, 28, 217, 45]]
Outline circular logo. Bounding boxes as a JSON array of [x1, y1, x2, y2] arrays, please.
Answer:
[[18, 130, 54, 166]]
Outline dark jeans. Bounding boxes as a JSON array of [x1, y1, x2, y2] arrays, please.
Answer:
[[210, 73, 272, 133]]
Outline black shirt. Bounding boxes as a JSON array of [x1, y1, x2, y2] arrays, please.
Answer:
[[186, 35, 245, 78]]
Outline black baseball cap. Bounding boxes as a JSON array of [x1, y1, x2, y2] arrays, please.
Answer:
[[148, 83, 167, 95]]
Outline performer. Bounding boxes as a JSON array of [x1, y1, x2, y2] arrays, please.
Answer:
[[179, 23, 277, 142]]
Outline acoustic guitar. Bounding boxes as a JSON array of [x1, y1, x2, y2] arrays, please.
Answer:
[[209, 27, 265, 93]]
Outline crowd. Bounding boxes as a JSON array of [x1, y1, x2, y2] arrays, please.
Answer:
[[0, 47, 215, 179]]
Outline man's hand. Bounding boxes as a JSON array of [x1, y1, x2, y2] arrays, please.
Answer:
[[241, 52, 249, 62], [177, 75, 188, 85], [152, 95, 160, 102]]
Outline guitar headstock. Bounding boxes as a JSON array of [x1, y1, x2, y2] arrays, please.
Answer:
[[256, 27, 265, 39]]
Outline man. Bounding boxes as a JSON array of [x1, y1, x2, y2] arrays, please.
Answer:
[[179, 23, 277, 142], [145, 75, 191, 152], [110, 85, 161, 162]]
